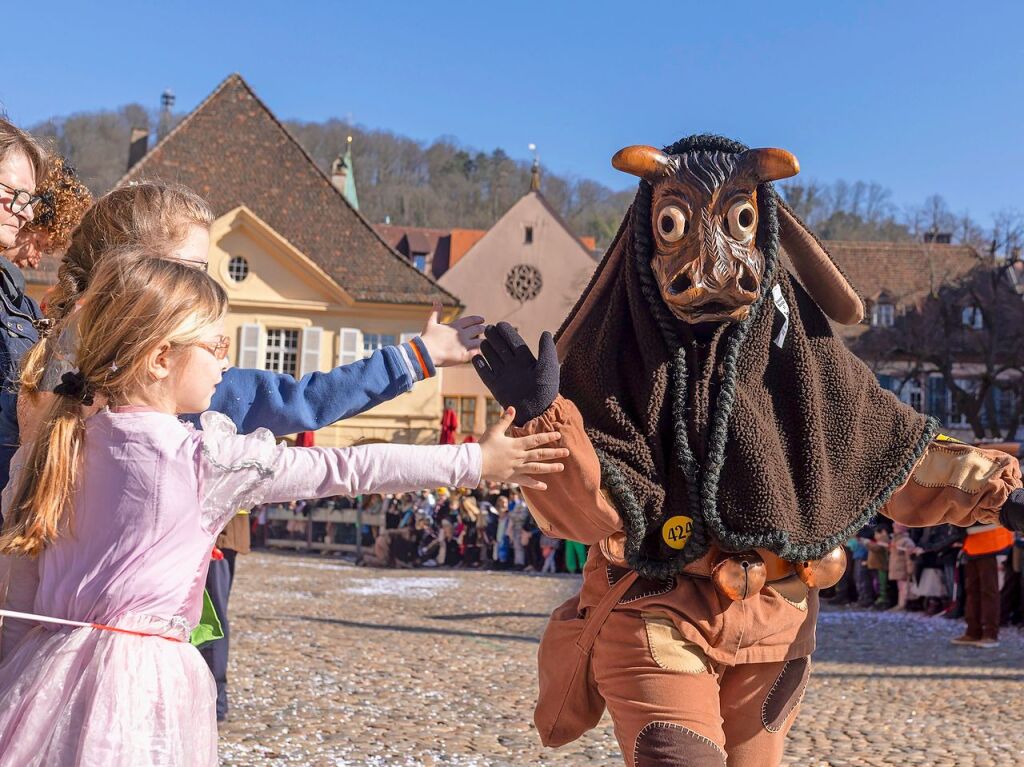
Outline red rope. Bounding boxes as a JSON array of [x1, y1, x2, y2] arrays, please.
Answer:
[[88, 622, 185, 643]]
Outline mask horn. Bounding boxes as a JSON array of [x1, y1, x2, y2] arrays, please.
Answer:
[[738, 148, 800, 182], [611, 145, 674, 182], [778, 200, 865, 325]]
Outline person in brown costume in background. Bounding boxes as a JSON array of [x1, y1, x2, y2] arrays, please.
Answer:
[[473, 134, 1024, 767]]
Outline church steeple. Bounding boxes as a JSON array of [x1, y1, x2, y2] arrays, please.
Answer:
[[528, 142, 541, 193], [330, 135, 360, 210]]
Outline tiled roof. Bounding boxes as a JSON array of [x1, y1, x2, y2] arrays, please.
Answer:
[[120, 74, 458, 307], [376, 211, 593, 277], [819, 240, 982, 340], [448, 229, 487, 269], [375, 224, 489, 276], [375, 224, 452, 251]]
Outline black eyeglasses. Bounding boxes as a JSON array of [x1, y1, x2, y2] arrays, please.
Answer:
[[0, 181, 41, 216], [160, 255, 209, 272]]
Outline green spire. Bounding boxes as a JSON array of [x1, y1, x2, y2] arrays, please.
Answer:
[[331, 135, 360, 210]]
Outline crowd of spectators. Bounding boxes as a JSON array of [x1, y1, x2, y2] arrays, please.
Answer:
[[252, 491, 1024, 646], [250, 482, 588, 574], [824, 519, 1024, 647]]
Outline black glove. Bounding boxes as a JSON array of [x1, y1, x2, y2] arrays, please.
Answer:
[[999, 488, 1024, 533], [472, 322, 559, 427]]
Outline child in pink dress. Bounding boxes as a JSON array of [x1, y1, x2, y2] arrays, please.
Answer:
[[0, 255, 565, 766]]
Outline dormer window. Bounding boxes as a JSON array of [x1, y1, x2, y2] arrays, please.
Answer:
[[962, 306, 984, 330], [871, 302, 895, 327]]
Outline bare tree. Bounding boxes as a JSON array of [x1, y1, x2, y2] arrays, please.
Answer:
[[853, 256, 1024, 439]]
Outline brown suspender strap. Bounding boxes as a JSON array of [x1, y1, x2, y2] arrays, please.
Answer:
[[576, 570, 639, 653]]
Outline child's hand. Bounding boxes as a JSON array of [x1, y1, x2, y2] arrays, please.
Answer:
[[479, 407, 567, 490], [419, 302, 485, 367]]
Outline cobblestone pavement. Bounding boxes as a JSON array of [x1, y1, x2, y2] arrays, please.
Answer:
[[220, 552, 1024, 767]]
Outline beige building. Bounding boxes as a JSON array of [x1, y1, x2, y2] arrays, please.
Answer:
[[438, 180, 598, 437], [104, 74, 460, 446]]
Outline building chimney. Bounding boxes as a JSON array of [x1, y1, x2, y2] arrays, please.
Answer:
[[923, 232, 952, 244], [126, 128, 149, 171], [157, 89, 175, 140], [330, 154, 349, 192]]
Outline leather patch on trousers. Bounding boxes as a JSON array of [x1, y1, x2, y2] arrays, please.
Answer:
[[634, 721, 726, 766], [642, 614, 709, 674], [761, 656, 810, 732]]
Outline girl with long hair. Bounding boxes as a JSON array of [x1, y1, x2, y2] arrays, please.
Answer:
[[0, 255, 563, 766]]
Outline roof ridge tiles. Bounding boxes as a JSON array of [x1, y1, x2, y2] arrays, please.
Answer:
[[120, 74, 459, 307]]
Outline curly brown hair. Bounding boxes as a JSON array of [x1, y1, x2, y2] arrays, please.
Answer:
[[24, 156, 93, 252]]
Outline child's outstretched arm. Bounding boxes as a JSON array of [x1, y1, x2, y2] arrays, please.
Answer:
[[185, 305, 484, 436], [196, 407, 563, 533]]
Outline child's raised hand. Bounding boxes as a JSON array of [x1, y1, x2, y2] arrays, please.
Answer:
[[478, 406, 567, 490], [420, 302, 485, 367]]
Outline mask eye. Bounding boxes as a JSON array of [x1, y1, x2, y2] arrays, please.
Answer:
[[726, 200, 757, 242], [656, 205, 688, 242]]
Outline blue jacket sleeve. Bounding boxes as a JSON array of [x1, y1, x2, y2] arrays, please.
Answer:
[[183, 339, 435, 436], [0, 388, 20, 505]]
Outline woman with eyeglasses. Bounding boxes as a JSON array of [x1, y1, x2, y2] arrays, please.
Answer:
[[0, 119, 47, 396]]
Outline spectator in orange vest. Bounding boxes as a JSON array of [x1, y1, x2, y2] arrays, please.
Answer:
[[952, 523, 1015, 647]]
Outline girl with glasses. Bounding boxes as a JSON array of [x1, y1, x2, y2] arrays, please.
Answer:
[[0, 255, 565, 766]]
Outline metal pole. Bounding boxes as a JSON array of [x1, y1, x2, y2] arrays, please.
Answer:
[[355, 502, 363, 561]]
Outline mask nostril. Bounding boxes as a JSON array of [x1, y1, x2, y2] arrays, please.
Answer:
[[669, 272, 693, 296], [737, 266, 757, 293]]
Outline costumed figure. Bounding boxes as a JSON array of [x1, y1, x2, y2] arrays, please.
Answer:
[[473, 134, 1024, 766]]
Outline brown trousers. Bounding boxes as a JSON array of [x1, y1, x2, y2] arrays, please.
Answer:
[[592, 608, 808, 767], [964, 555, 1000, 640]]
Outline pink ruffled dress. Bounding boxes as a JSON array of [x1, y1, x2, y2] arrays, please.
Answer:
[[0, 407, 480, 766]]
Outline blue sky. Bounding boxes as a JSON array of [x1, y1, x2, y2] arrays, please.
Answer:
[[5, 1, 1021, 226]]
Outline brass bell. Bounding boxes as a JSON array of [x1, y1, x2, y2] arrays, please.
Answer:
[[794, 546, 848, 589], [711, 551, 767, 601], [599, 531, 628, 567]]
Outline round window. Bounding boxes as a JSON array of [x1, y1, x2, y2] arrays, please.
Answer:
[[505, 264, 543, 302], [227, 255, 250, 282]]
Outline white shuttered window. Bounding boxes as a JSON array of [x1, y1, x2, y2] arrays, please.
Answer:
[[301, 326, 323, 377], [238, 324, 262, 369], [338, 328, 363, 366]]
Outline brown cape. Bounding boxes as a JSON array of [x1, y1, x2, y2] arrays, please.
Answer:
[[555, 135, 936, 579]]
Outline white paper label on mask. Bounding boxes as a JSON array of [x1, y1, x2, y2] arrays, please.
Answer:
[[772, 284, 790, 349]]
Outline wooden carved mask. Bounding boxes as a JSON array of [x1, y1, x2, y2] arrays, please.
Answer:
[[612, 145, 799, 324]]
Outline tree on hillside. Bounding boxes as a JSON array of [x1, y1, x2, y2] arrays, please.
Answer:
[[781, 179, 914, 241], [32, 105, 175, 194], [286, 118, 631, 244]]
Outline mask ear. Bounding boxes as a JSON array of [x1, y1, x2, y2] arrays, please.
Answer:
[[778, 200, 864, 325]]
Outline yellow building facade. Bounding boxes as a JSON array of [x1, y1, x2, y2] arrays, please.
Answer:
[[29, 74, 460, 447], [209, 206, 449, 447]]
